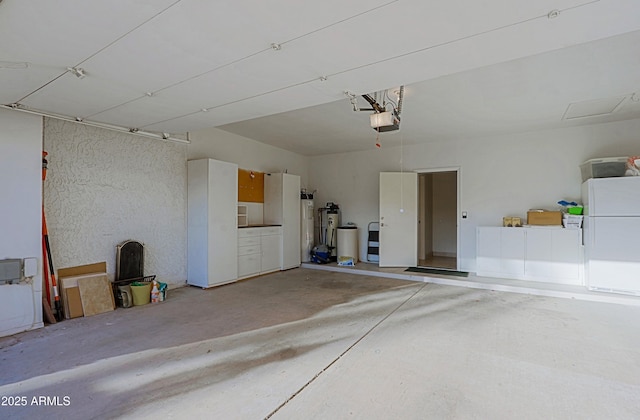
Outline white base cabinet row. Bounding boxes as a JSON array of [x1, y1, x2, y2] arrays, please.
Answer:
[[238, 227, 282, 280], [476, 227, 583, 285]]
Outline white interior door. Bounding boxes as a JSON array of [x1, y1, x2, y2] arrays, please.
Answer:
[[379, 172, 418, 267]]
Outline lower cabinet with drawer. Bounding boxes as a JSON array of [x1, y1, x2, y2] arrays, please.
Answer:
[[238, 226, 282, 280]]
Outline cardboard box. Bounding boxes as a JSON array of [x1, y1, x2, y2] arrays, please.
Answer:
[[502, 217, 522, 227], [527, 211, 562, 226], [562, 214, 584, 229]]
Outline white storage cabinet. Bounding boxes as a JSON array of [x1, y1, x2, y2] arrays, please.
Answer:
[[187, 159, 238, 288], [476, 227, 525, 277], [264, 173, 301, 270], [237, 226, 282, 279], [582, 176, 640, 295], [476, 226, 583, 285]]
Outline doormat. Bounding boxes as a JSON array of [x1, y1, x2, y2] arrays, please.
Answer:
[[405, 267, 469, 277]]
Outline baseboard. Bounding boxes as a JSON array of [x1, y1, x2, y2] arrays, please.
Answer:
[[433, 252, 456, 258]]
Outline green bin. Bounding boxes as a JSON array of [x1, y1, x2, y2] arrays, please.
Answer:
[[567, 206, 583, 215], [130, 282, 151, 306]]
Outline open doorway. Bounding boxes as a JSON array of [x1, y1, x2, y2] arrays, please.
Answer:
[[418, 170, 458, 270]]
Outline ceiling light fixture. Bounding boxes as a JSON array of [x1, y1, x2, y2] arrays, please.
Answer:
[[67, 67, 86, 79]]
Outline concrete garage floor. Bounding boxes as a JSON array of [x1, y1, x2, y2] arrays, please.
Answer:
[[1, 268, 640, 419]]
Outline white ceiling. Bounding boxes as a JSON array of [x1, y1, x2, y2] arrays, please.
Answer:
[[1, 0, 640, 155]]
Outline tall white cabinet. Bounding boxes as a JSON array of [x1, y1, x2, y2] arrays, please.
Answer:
[[187, 159, 238, 288], [264, 173, 301, 270], [582, 177, 640, 295]]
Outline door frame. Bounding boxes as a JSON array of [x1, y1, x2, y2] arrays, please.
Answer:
[[415, 166, 461, 271]]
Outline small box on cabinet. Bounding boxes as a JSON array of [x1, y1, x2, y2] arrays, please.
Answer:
[[503, 217, 522, 227], [562, 214, 583, 229], [527, 211, 562, 226]]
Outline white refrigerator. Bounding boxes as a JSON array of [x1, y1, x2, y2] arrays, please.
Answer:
[[582, 176, 640, 295]]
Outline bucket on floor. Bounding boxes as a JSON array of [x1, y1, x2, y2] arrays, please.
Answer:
[[130, 282, 151, 306], [118, 285, 133, 308]]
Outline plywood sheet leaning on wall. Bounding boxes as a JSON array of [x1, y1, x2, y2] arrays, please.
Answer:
[[238, 169, 264, 203], [59, 275, 85, 319], [77, 273, 115, 316], [58, 262, 111, 318]]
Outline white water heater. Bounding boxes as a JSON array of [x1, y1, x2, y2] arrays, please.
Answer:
[[301, 198, 314, 262]]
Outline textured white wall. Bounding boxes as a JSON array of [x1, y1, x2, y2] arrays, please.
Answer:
[[0, 109, 43, 337], [43, 119, 187, 285], [309, 118, 640, 271]]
